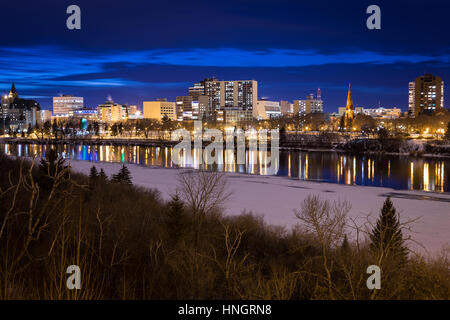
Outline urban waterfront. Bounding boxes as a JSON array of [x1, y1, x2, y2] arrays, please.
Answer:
[[2, 142, 448, 192]]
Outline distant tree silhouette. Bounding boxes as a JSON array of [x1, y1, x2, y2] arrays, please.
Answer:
[[89, 166, 99, 189], [166, 194, 187, 244], [99, 168, 108, 183], [339, 116, 345, 132], [89, 166, 99, 180], [111, 164, 132, 185], [445, 121, 450, 140]]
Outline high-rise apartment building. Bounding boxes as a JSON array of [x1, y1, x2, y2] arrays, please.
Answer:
[[189, 78, 258, 120], [408, 74, 444, 117], [53, 95, 83, 116]]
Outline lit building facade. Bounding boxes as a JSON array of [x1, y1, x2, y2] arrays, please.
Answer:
[[363, 107, 401, 119], [254, 100, 282, 120], [143, 101, 177, 121], [53, 95, 83, 116], [338, 106, 363, 116], [188, 78, 258, 120], [176, 95, 208, 121], [280, 100, 293, 116], [1, 83, 40, 131], [293, 89, 323, 115], [97, 100, 128, 123], [217, 108, 253, 124], [71, 108, 98, 121], [408, 74, 444, 117]]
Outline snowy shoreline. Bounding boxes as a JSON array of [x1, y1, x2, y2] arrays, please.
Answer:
[[68, 159, 450, 256]]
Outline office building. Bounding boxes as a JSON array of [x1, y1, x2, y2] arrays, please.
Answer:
[[293, 89, 323, 115], [71, 108, 98, 121], [280, 100, 293, 116], [97, 100, 128, 123], [217, 108, 253, 124], [254, 100, 282, 120], [143, 100, 177, 121], [53, 95, 83, 116], [176, 95, 208, 120], [363, 107, 401, 119], [188, 82, 205, 100]]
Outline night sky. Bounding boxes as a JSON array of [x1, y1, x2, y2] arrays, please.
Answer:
[[1, 0, 450, 112]]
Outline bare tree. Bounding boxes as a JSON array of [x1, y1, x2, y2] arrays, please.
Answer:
[[294, 195, 351, 299], [176, 170, 232, 216], [176, 170, 232, 246]]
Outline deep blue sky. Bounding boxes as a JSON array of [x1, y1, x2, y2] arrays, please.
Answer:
[[1, 0, 450, 112]]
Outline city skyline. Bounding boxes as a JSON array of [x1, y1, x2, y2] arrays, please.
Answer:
[[1, 1, 450, 111]]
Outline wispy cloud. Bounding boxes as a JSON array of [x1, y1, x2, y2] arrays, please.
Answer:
[[0, 46, 448, 92], [143, 48, 448, 67]]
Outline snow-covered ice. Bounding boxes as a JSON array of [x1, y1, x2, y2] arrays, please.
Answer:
[[69, 160, 450, 256]]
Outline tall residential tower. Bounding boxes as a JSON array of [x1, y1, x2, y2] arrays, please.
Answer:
[[408, 74, 444, 117]]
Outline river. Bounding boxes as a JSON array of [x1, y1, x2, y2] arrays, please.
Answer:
[[1, 142, 449, 192]]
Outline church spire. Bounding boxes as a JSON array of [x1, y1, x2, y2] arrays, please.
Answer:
[[8, 82, 18, 99], [342, 83, 354, 131], [346, 83, 353, 110]]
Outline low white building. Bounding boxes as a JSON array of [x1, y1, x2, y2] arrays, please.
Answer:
[[254, 100, 282, 120], [363, 107, 402, 119]]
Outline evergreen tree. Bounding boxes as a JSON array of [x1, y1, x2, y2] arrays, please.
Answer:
[[111, 164, 132, 185], [89, 166, 99, 189], [444, 121, 450, 140], [89, 166, 99, 180], [167, 194, 186, 244], [370, 197, 408, 263], [99, 168, 108, 183], [339, 116, 345, 132]]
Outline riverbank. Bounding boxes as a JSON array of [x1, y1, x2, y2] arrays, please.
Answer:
[[2, 136, 450, 159], [69, 160, 450, 256]]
